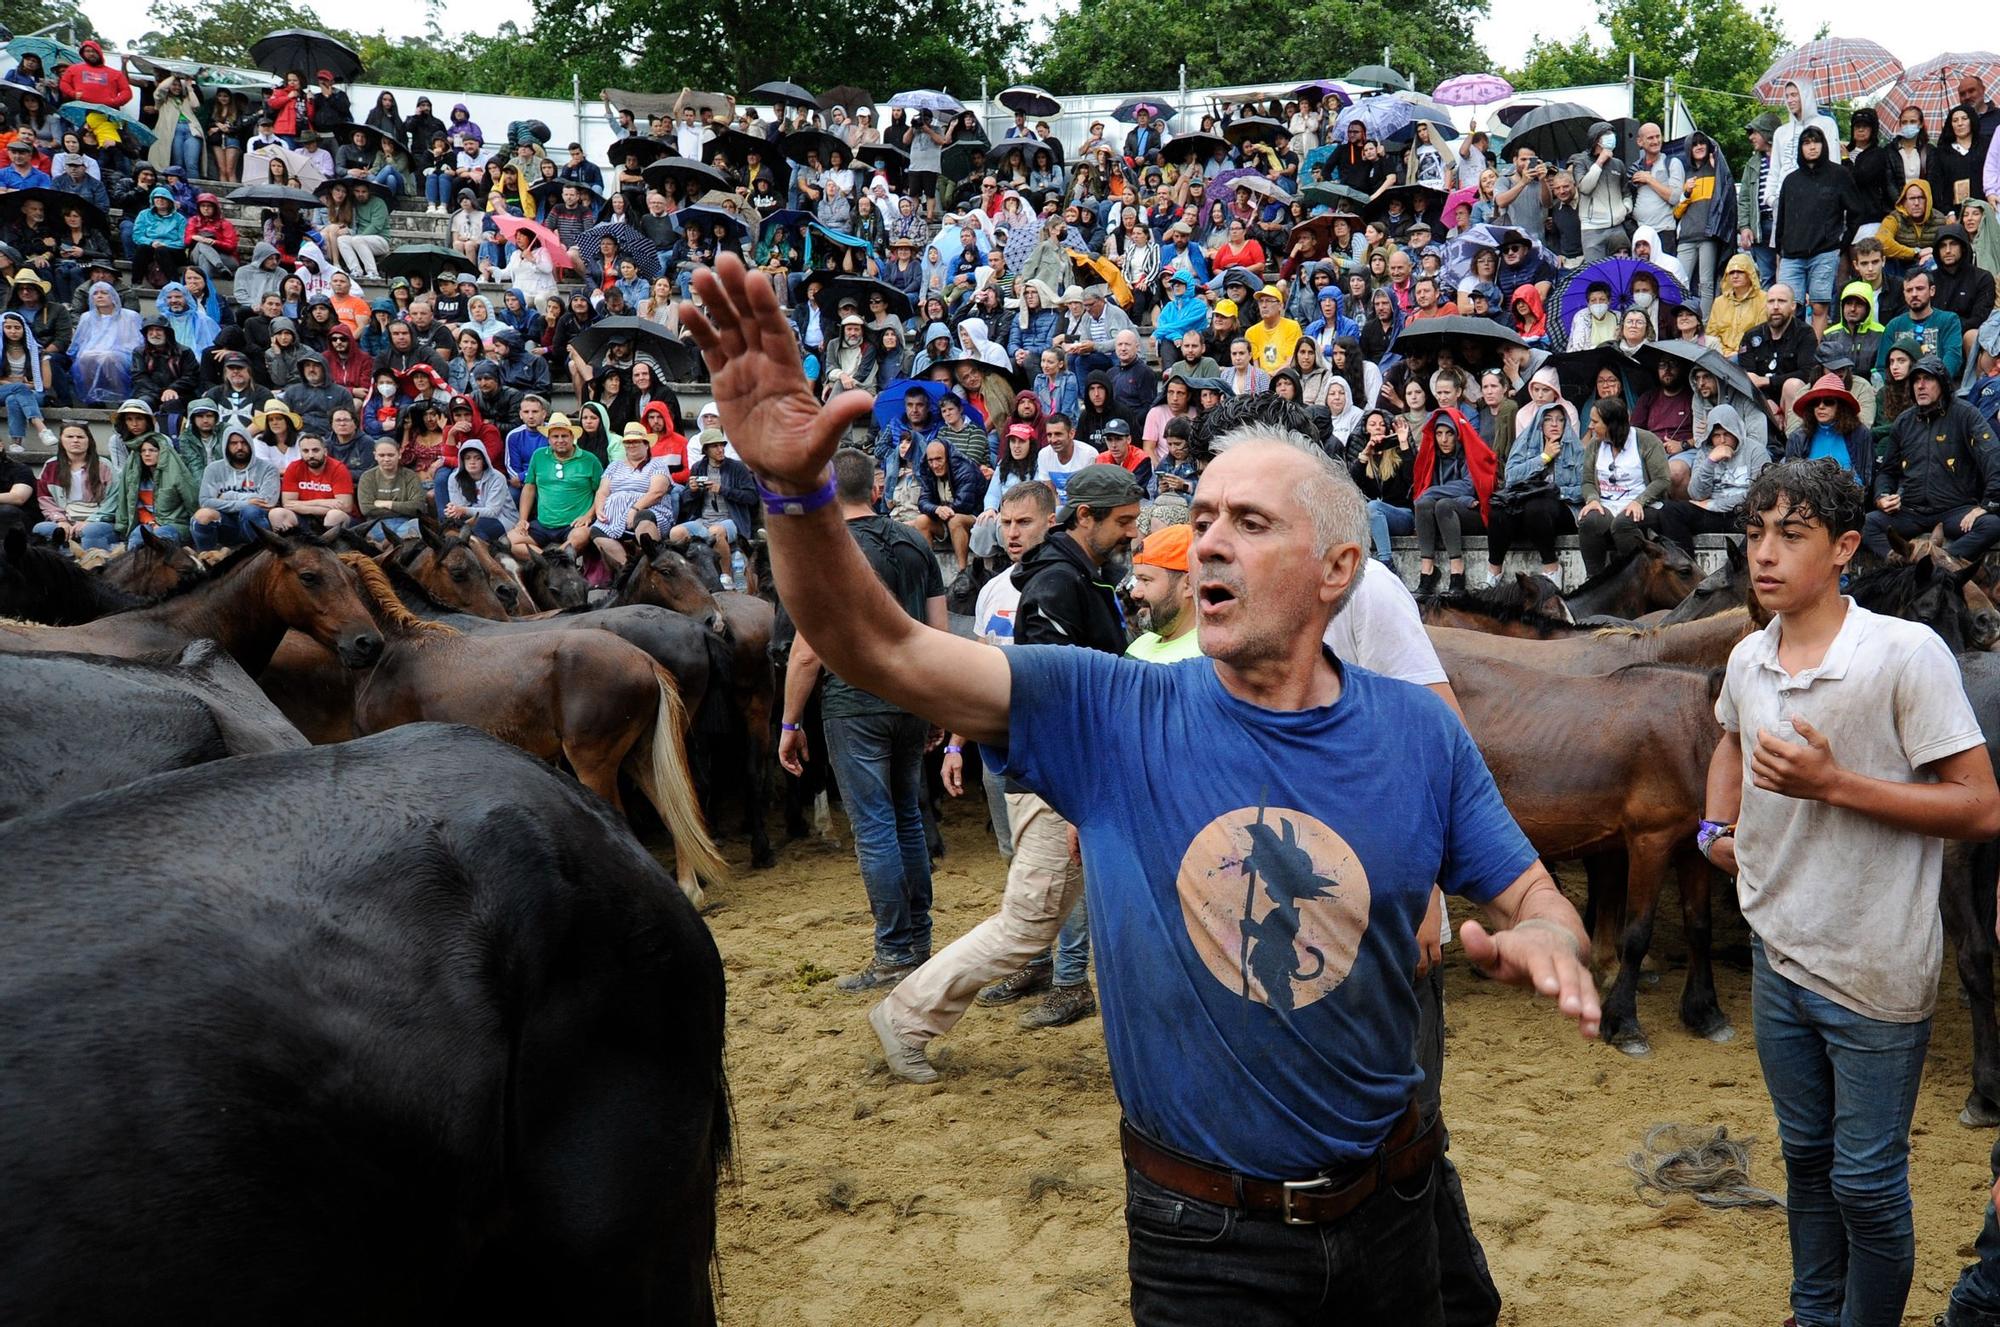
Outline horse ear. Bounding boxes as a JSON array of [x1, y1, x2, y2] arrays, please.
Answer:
[[138, 525, 163, 550], [393, 535, 427, 569], [1513, 570, 1535, 594], [1885, 527, 1914, 564], [419, 520, 445, 552], [1913, 557, 1938, 587], [253, 525, 291, 556], [637, 531, 659, 557], [1931, 524, 1948, 548], [1726, 538, 1746, 570], [1954, 559, 1981, 588]]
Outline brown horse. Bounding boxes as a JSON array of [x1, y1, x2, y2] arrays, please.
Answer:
[[1428, 606, 1755, 680], [93, 527, 207, 598], [1453, 656, 1728, 1052], [1658, 538, 1750, 625], [391, 531, 518, 620], [517, 544, 591, 613], [0, 530, 383, 671], [1562, 530, 1702, 621], [1420, 572, 1585, 638], [617, 537, 778, 867], [336, 555, 727, 904]]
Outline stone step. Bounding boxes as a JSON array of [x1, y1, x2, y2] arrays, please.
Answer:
[[1383, 533, 1733, 594]]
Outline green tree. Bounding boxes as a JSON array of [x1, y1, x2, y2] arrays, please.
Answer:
[[1509, 0, 1789, 160], [1035, 0, 1488, 97], [359, 24, 578, 100], [8, 1, 98, 44], [143, 0, 350, 67], [531, 0, 1025, 104]]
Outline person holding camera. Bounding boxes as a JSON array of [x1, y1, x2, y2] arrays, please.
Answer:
[[1495, 142, 1548, 240], [907, 110, 948, 225], [671, 428, 758, 591]]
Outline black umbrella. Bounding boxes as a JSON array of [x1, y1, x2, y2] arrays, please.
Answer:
[[1504, 102, 1600, 163], [567, 316, 701, 379], [379, 245, 471, 281], [751, 80, 817, 110], [1512, 343, 1638, 405], [1388, 315, 1526, 369], [324, 121, 398, 159], [998, 84, 1061, 118], [856, 142, 908, 182], [1343, 64, 1412, 92], [710, 126, 779, 171], [529, 176, 604, 208], [781, 128, 847, 165], [1641, 339, 1759, 402], [643, 156, 733, 196], [1363, 183, 1449, 225], [248, 29, 362, 82], [0, 187, 106, 234], [228, 182, 322, 207], [817, 85, 875, 115], [605, 135, 670, 170], [1223, 116, 1288, 147], [579, 221, 662, 278], [939, 138, 991, 181], [816, 274, 913, 321], [1301, 182, 1372, 211], [1160, 132, 1228, 166]]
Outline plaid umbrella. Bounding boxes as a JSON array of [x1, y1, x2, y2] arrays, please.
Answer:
[[1757, 39, 1904, 104], [579, 222, 661, 278], [492, 214, 579, 270], [1877, 53, 2000, 129]]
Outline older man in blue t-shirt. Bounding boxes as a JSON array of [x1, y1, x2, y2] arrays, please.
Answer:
[[684, 252, 1599, 1326]]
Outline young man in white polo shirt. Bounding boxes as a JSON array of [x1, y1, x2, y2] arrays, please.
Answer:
[[1703, 458, 2000, 1327]]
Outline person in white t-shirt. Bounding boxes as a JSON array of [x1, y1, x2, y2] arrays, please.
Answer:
[[1032, 415, 1099, 501], [1704, 459, 1997, 1327]]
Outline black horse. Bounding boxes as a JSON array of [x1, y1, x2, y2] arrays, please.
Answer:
[[0, 724, 729, 1324], [0, 527, 150, 624]]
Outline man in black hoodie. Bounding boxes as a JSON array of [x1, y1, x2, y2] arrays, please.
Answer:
[[1933, 224, 1997, 368], [129, 315, 198, 422], [1865, 354, 2000, 560], [1774, 125, 1869, 333]]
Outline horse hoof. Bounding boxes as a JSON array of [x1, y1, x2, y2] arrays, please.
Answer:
[[1703, 1023, 1737, 1044], [751, 847, 776, 870], [1961, 1101, 2000, 1129], [1616, 1038, 1652, 1057]]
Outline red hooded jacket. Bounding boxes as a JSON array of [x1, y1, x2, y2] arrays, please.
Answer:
[[1409, 407, 1499, 522], [58, 45, 132, 108], [643, 402, 690, 484], [443, 392, 502, 457]]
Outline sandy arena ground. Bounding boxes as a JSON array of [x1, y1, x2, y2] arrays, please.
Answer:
[[696, 800, 1999, 1326]]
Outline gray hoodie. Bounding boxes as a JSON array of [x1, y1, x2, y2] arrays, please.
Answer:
[[442, 439, 519, 525], [264, 316, 306, 389], [1687, 403, 1771, 513], [199, 429, 282, 512], [233, 241, 285, 312]]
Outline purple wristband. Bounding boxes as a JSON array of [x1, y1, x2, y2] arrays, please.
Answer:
[[757, 470, 838, 517]]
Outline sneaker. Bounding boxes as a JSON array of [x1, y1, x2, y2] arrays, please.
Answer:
[[5, 440, 21, 454], [1019, 982, 1096, 1029], [834, 958, 920, 993], [976, 963, 1053, 1007], [38, 426, 57, 447], [869, 1002, 939, 1083], [1448, 571, 1467, 595]]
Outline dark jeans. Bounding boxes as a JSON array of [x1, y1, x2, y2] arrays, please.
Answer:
[[191, 505, 272, 551], [1413, 492, 1484, 561], [1753, 942, 1930, 1327], [1124, 1156, 1445, 1326], [1863, 505, 2000, 563], [1416, 962, 1503, 1326], [1945, 1134, 2000, 1325], [822, 709, 934, 966], [1484, 494, 1574, 566], [1575, 506, 1655, 576], [1654, 498, 1740, 555]]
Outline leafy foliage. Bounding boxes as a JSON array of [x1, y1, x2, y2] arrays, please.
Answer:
[[143, 0, 333, 66]]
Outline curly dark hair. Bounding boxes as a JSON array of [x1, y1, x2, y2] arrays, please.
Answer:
[[1188, 390, 1319, 463], [1741, 458, 1866, 536]]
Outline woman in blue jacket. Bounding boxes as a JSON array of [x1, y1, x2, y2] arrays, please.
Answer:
[[1486, 400, 1585, 580]]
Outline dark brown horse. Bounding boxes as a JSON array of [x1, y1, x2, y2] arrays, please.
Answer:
[[517, 544, 591, 613], [337, 555, 727, 904], [617, 537, 778, 867], [1419, 572, 1583, 638], [1452, 656, 1728, 1053], [92, 527, 207, 598], [391, 530, 518, 620], [1658, 537, 1750, 625], [1562, 530, 1702, 621], [0, 530, 382, 671], [0, 528, 149, 624]]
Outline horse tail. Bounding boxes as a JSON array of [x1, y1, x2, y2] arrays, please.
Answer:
[[628, 663, 730, 899]]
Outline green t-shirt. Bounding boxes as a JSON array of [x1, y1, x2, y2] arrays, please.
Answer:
[[1124, 629, 1203, 663], [524, 447, 603, 527]]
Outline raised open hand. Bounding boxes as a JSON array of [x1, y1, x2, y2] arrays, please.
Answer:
[[681, 252, 875, 491]]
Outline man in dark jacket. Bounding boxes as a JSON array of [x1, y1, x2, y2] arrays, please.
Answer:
[[672, 429, 759, 590], [492, 327, 552, 396], [281, 349, 351, 439], [129, 315, 198, 420], [1773, 125, 1868, 333], [307, 71, 351, 134], [469, 362, 522, 434], [1864, 354, 2000, 559], [1934, 225, 1997, 368], [1737, 283, 1820, 415]]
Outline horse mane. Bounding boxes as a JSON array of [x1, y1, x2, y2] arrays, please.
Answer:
[[375, 553, 459, 614], [1567, 545, 1651, 595], [1588, 605, 1749, 640], [1428, 594, 1581, 630], [337, 553, 458, 640]]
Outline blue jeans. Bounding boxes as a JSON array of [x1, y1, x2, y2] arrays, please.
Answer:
[[172, 122, 203, 176], [191, 505, 272, 551], [425, 172, 456, 206], [1750, 242, 1778, 287], [118, 218, 137, 262], [1946, 1133, 2000, 1324], [372, 165, 403, 197], [80, 522, 179, 551], [822, 709, 934, 966], [1124, 1154, 1444, 1325], [356, 515, 419, 540], [1778, 251, 1841, 311], [1753, 941, 1931, 1327], [1, 381, 47, 438], [1368, 499, 1415, 564]]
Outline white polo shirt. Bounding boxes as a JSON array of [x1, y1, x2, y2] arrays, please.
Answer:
[[1717, 600, 1984, 1021]]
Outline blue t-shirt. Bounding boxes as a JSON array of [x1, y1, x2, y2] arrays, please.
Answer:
[[987, 646, 1536, 1177]]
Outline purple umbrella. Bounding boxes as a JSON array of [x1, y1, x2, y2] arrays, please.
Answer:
[[1553, 258, 1684, 348], [1431, 73, 1514, 106], [1286, 80, 1354, 109], [1202, 167, 1261, 207]]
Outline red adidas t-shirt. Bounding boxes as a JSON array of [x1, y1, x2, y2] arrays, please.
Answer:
[[282, 458, 355, 503]]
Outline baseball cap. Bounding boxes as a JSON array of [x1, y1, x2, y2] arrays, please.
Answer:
[[1059, 464, 1143, 520], [1134, 524, 1192, 572], [1214, 298, 1239, 318], [1098, 417, 1132, 437], [1256, 283, 1283, 301]]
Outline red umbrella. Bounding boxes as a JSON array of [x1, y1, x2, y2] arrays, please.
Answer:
[[1756, 38, 1903, 104], [1876, 52, 2000, 130], [492, 214, 579, 270]]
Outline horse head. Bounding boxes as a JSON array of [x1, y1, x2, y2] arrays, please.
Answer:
[[396, 529, 513, 621], [1661, 537, 1750, 626], [252, 528, 384, 666], [627, 533, 723, 629], [1638, 529, 1701, 607]]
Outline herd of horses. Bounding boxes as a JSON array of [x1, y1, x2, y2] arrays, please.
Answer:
[[1419, 526, 2000, 1131]]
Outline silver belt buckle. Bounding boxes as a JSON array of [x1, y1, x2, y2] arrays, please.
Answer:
[[1281, 1175, 1333, 1225]]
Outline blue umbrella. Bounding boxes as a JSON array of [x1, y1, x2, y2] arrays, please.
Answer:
[[579, 221, 661, 278], [873, 378, 951, 428], [1552, 257, 1685, 349], [1380, 94, 1459, 144], [889, 89, 964, 114], [57, 100, 157, 148], [1112, 98, 1174, 125], [757, 208, 813, 240], [6, 36, 81, 67]]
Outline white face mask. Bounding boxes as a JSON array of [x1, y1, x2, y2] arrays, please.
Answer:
[[1632, 291, 1656, 310], [1598, 133, 1617, 151], [1589, 299, 1610, 317]]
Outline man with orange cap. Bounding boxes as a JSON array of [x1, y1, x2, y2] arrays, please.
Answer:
[[1125, 524, 1201, 662]]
